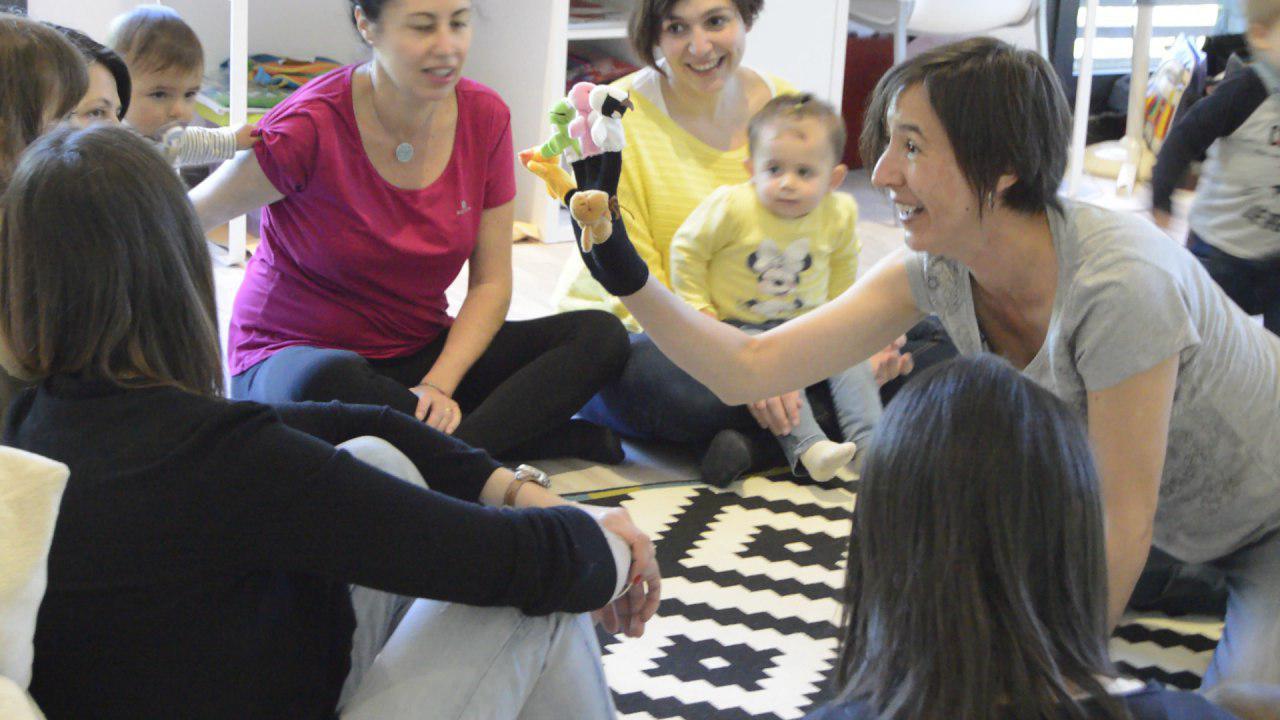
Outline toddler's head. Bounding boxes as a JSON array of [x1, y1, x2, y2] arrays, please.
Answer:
[[107, 6, 203, 139], [746, 93, 848, 219], [1247, 0, 1280, 70]]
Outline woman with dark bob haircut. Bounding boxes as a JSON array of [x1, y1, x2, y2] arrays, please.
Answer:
[[50, 23, 132, 123], [2, 125, 659, 719], [808, 355, 1237, 720], [573, 36, 1280, 689]]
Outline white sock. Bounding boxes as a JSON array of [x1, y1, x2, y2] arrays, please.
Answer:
[[833, 463, 860, 482], [799, 440, 857, 481]]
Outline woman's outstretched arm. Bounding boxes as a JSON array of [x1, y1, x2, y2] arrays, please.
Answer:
[[614, 246, 924, 405]]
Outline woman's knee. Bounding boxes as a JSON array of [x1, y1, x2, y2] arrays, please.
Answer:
[[288, 349, 375, 402], [566, 310, 630, 377], [337, 436, 428, 489]]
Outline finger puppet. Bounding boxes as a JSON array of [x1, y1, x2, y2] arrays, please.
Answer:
[[588, 84, 633, 153], [570, 85, 633, 197], [567, 82, 602, 158], [518, 146, 577, 202], [570, 189, 613, 253], [538, 98, 581, 159]]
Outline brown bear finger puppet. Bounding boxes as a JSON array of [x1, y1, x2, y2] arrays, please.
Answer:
[[570, 190, 613, 253]]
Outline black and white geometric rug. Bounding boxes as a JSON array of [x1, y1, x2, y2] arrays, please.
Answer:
[[589, 475, 1223, 720]]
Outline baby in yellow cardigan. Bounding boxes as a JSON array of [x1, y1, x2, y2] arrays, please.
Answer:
[[670, 95, 880, 484]]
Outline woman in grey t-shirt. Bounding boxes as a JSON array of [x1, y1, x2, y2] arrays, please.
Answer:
[[575, 37, 1280, 688]]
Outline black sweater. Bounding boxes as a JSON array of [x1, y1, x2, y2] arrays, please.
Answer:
[[5, 376, 617, 719], [806, 684, 1240, 719]]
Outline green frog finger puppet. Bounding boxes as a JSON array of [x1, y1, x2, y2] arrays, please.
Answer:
[[538, 98, 580, 160]]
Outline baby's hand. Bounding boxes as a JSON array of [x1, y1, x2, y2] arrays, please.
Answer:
[[234, 123, 259, 151]]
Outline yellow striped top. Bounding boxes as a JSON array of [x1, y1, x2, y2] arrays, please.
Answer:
[[552, 65, 794, 331]]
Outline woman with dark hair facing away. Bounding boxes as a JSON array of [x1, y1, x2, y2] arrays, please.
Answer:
[[572, 36, 1280, 688], [808, 355, 1241, 720], [48, 23, 131, 124], [1, 125, 660, 719], [0, 12, 88, 432], [190, 0, 630, 464], [0, 12, 86, 189]]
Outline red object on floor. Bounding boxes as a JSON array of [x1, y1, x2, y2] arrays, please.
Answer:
[[842, 34, 895, 169]]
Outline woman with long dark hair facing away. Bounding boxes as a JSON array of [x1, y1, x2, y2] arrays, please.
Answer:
[[809, 355, 1243, 719], [2, 124, 659, 720]]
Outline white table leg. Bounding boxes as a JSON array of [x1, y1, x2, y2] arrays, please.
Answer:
[[1066, 0, 1099, 198], [1116, 1, 1154, 195], [223, 0, 249, 266]]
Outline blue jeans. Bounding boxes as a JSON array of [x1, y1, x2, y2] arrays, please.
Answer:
[[1188, 232, 1280, 336], [578, 332, 756, 443], [1202, 528, 1280, 688]]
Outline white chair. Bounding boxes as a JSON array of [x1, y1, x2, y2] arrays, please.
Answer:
[[0, 446, 70, 719], [848, 0, 1050, 62]]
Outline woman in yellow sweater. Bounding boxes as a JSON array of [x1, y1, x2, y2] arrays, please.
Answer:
[[555, 0, 800, 466], [556, 0, 922, 482]]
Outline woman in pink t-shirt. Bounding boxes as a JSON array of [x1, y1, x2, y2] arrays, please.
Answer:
[[191, 0, 629, 463]]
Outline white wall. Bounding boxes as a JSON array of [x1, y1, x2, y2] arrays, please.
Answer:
[[467, 0, 568, 237], [745, 0, 849, 105], [28, 1, 367, 69], [165, 0, 368, 70], [27, 0, 133, 41]]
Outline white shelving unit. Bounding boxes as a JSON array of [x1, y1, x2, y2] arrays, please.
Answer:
[[566, 20, 629, 41], [37, 0, 850, 247]]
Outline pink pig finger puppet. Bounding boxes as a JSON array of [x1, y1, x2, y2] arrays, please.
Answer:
[[588, 85, 633, 153], [567, 81, 602, 158]]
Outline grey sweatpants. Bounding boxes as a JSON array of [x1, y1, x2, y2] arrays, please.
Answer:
[[333, 437, 617, 719]]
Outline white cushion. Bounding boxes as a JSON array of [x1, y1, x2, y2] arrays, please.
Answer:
[[0, 676, 45, 720], [0, 447, 68, 690]]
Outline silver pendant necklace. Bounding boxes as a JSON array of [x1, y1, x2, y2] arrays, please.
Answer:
[[370, 77, 418, 164]]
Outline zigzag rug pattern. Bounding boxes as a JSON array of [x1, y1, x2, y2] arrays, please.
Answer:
[[593, 476, 1223, 720]]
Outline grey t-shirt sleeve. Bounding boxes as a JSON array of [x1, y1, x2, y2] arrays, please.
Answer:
[[1070, 257, 1201, 391]]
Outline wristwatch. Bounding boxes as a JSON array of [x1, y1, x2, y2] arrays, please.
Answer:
[[514, 464, 551, 488], [503, 464, 551, 506]]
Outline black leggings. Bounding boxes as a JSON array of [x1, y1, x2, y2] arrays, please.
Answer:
[[231, 310, 629, 459]]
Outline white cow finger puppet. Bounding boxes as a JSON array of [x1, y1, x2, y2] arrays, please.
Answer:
[[588, 84, 633, 153]]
